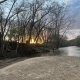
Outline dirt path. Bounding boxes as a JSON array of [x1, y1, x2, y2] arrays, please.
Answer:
[[0, 56, 80, 80]]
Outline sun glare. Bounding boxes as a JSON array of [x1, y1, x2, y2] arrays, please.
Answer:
[[5, 36, 9, 41], [30, 38, 44, 44], [30, 38, 36, 44]]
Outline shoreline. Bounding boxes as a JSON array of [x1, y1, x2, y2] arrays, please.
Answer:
[[0, 55, 80, 69], [0, 57, 28, 69]]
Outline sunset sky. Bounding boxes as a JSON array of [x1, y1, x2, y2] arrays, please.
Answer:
[[58, 0, 80, 40], [1, 0, 80, 40]]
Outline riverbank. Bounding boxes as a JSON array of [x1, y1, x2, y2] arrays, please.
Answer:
[[0, 56, 80, 80], [0, 57, 28, 69]]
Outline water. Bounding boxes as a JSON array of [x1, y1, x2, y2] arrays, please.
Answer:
[[54, 46, 80, 57], [32, 46, 80, 57]]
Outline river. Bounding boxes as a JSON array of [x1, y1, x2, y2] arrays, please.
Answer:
[[42, 46, 80, 57], [53, 46, 80, 57]]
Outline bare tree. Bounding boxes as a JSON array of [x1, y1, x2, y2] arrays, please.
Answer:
[[0, 0, 7, 4], [49, 2, 74, 48], [0, 0, 18, 58]]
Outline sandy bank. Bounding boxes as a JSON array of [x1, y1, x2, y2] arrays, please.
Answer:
[[0, 56, 80, 80]]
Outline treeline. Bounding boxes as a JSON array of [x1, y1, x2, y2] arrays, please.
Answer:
[[57, 35, 80, 47], [68, 36, 80, 47], [0, 0, 74, 58]]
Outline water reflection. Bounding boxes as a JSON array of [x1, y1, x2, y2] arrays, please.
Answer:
[[38, 46, 80, 57], [55, 46, 80, 57]]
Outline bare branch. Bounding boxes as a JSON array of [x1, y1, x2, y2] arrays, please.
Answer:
[[0, 0, 7, 4]]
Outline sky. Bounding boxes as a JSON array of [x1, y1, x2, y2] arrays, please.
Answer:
[[65, 29, 80, 40], [43, 0, 80, 40], [57, 0, 80, 28], [58, 0, 80, 40], [1, 0, 80, 40]]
